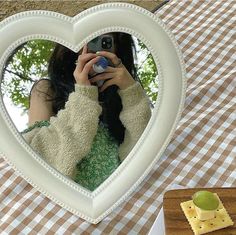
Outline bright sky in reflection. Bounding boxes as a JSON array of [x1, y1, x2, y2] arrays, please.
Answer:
[[3, 96, 28, 132]]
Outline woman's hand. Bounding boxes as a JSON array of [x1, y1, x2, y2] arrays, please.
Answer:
[[89, 51, 135, 92], [73, 45, 101, 86]]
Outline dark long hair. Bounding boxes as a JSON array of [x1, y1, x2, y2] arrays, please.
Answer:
[[42, 33, 138, 144]]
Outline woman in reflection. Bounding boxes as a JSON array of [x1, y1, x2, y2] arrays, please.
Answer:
[[22, 33, 151, 191]]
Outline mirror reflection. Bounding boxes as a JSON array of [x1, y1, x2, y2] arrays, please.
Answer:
[[2, 32, 158, 191]]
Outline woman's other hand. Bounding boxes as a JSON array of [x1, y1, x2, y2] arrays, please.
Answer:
[[89, 51, 135, 92], [73, 45, 101, 86]]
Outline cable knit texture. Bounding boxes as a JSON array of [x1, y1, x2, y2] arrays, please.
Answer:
[[21, 82, 151, 185]]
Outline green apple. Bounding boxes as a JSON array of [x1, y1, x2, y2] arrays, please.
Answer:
[[192, 191, 219, 210]]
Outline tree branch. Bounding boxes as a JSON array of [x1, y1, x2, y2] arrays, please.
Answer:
[[137, 55, 149, 71], [4, 68, 36, 83]]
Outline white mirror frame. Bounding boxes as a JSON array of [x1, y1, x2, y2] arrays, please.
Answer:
[[0, 3, 186, 223]]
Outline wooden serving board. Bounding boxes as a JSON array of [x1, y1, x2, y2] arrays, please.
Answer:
[[163, 188, 236, 235]]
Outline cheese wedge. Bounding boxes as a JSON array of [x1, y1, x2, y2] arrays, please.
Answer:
[[194, 205, 216, 220]]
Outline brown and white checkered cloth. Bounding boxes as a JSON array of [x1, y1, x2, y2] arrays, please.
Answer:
[[0, 1, 235, 234]]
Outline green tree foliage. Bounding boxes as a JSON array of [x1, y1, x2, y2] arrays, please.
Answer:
[[2, 40, 55, 112], [136, 39, 158, 105], [2, 38, 158, 114]]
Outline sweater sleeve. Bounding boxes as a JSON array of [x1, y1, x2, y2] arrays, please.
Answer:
[[118, 82, 152, 161], [22, 84, 102, 178]]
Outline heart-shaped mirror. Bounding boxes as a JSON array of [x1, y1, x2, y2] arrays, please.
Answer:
[[2, 33, 158, 192], [0, 3, 186, 223]]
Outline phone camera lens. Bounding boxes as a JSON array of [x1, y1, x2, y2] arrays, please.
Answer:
[[105, 37, 112, 43], [102, 37, 112, 49]]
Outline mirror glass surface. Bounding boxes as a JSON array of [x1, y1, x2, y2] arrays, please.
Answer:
[[1, 32, 158, 191]]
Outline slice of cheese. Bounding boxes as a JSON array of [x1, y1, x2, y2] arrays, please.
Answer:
[[180, 194, 234, 235]]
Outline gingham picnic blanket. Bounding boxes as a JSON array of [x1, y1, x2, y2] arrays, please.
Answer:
[[0, 1, 235, 234]]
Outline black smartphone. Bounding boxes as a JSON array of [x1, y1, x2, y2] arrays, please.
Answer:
[[87, 34, 115, 88]]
